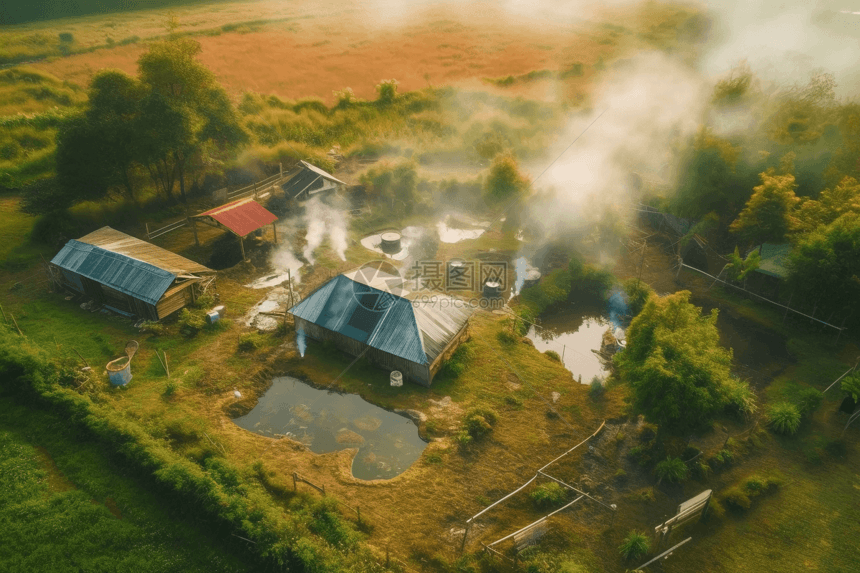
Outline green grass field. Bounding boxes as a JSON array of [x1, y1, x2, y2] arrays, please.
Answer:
[[0, 400, 254, 573]]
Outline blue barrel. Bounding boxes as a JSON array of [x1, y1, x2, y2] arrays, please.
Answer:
[[106, 357, 133, 386]]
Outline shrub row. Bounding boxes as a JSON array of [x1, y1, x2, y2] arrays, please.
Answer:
[[0, 326, 384, 573]]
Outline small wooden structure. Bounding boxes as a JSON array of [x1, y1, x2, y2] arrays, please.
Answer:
[[192, 197, 279, 261], [49, 227, 215, 320], [653, 490, 711, 549], [289, 267, 473, 386], [282, 160, 346, 201]]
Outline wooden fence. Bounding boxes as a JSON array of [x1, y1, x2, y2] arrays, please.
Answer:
[[145, 219, 187, 241], [226, 172, 284, 202], [462, 420, 610, 554]]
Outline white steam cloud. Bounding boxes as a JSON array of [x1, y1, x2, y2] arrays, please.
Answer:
[[530, 51, 708, 234], [303, 196, 348, 264]]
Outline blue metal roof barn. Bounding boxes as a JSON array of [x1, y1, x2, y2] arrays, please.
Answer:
[[52, 240, 177, 305], [49, 227, 215, 320], [289, 269, 473, 386]]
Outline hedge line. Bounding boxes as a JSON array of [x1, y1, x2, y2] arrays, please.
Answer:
[[0, 327, 386, 573]]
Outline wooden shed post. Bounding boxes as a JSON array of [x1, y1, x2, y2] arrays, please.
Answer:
[[240, 236, 247, 261], [272, 223, 278, 245]]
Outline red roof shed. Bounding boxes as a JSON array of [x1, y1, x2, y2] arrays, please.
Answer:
[[194, 198, 278, 238]]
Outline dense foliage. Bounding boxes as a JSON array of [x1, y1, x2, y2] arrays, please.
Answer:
[[615, 291, 754, 436], [0, 325, 385, 573]]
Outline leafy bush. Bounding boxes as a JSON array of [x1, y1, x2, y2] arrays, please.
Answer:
[[841, 373, 860, 402], [162, 380, 178, 398], [177, 308, 206, 338], [691, 460, 712, 480], [709, 448, 734, 468], [375, 79, 399, 103], [463, 408, 498, 440], [655, 457, 688, 483], [721, 486, 751, 510], [767, 402, 801, 435], [723, 377, 757, 417], [238, 332, 264, 352], [58, 32, 74, 43], [496, 329, 518, 345], [568, 256, 615, 302], [589, 376, 605, 400], [545, 350, 561, 362], [504, 394, 523, 408], [530, 482, 567, 509], [619, 531, 650, 560], [796, 387, 823, 417], [622, 277, 654, 318], [139, 321, 167, 336], [722, 474, 782, 511], [439, 343, 473, 378]]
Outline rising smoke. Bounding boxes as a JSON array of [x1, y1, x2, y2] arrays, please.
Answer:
[[302, 196, 349, 264]]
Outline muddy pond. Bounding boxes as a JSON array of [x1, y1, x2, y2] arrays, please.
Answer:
[[526, 306, 612, 384], [234, 376, 427, 480]]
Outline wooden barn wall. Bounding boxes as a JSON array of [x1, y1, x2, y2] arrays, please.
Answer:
[[296, 318, 431, 386], [429, 321, 470, 381], [156, 282, 194, 319]]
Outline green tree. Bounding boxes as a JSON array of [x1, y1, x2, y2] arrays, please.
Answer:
[[730, 171, 799, 247], [359, 161, 420, 214], [796, 177, 860, 232], [616, 291, 739, 436], [787, 212, 860, 318], [137, 37, 245, 202], [671, 132, 760, 222], [484, 152, 529, 205], [766, 72, 836, 146], [86, 70, 144, 200], [724, 246, 760, 282]]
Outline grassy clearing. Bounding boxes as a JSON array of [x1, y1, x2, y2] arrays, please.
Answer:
[[0, 400, 254, 573]]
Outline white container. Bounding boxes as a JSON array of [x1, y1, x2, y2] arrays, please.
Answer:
[[390, 370, 403, 387]]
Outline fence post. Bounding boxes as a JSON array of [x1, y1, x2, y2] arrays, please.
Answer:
[[783, 292, 793, 324], [293, 472, 297, 492], [145, 223, 150, 241], [460, 523, 470, 553], [356, 507, 361, 524]]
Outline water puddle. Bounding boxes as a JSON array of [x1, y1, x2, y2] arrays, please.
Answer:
[[243, 288, 291, 331], [233, 376, 427, 480], [246, 268, 303, 289], [526, 309, 611, 383], [436, 217, 486, 243]]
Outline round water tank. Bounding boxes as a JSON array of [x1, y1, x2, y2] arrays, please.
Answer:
[[390, 370, 403, 387], [380, 231, 402, 254], [483, 280, 501, 299]]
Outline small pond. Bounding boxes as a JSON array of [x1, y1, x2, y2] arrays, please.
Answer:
[[526, 307, 612, 384], [233, 376, 427, 480]]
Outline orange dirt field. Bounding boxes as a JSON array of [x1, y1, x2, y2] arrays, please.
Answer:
[[29, 0, 693, 103]]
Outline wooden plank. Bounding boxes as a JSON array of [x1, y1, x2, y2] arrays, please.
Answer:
[[636, 537, 692, 570], [678, 490, 712, 514], [488, 495, 583, 548]]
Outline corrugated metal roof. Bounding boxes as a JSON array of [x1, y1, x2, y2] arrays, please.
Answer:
[[343, 267, 473, 362], [282, 161, 345, 200], [195, 198, 278, 237], [77, 227, 212, 276], [51, 240, 176, 305], [300, 161, 346, 186], [290, 274, 428, 364], [750, 243, 792, 278], [410, 294, 472, 362]]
